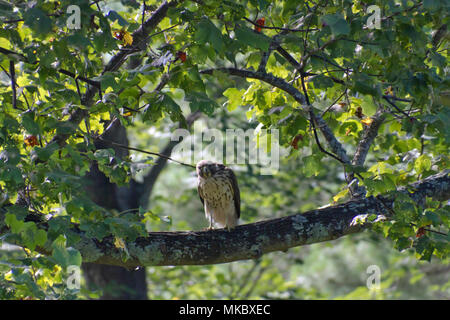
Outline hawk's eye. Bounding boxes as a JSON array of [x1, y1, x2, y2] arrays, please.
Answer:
[[203, 167, 211, 177]]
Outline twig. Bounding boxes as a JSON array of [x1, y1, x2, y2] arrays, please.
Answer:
[[9, 61, 16, 109], [1, 64, 31, 110], [0, 47, 29, 62], [142, 0, 146, 27], [229, 259, 261, 299], [321, 89, 347, 116], [98, 137, 196, 169], [383, 95, 413, 120], [243, 17, 318, 32], [242, 265, 268, 299], [299, 71, 351, 167], [74, 77, 82, 101], [299, 37, 341, 71], [383, 95, 411, 103], [310, 111, 347, 165], [58, 68, 101, 88]]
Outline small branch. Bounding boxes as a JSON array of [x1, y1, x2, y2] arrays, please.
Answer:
[[275, 45, 302, 73], [299, 37, 341, 71], [75, 78, 82, 104], [229, 259, 261, 299], [58, 68, 101, 89], [0, 47, 29, 62], [310, 110, 347, 165], [142, 0, 146, 28], [383, 95, 411, 103], [310, 54, 350, 72], [9, 61, 16, 109], [243, 17, 317, 32], [321, 89, 347, 116], [383, 95, 414, 120], [300, 73, 348, 165], [352, 105, 387, 167], [382, 2, 423, 22], [257, 50, 271, 73], [97, 137, 196, 169]]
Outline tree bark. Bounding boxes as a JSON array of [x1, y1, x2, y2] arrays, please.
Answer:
[[1, 171, 448, 269], [83, 169, 449, 268], [81, 123, 148, 300]]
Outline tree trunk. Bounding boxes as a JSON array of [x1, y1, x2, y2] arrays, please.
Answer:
[[81, 124, 148, 299]]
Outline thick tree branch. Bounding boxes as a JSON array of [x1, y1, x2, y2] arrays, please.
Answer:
[[352, 106, 387, 167], [1, 171, 448, 268], [201, 67, 308, 105], [201, 68, 352, 164], [348, 104, 387, 196]]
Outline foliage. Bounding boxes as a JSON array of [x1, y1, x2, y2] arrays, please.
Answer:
[[0, 0, 449, 299]]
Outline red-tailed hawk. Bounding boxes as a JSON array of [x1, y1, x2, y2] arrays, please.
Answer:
[[196, 160, 240, 230]]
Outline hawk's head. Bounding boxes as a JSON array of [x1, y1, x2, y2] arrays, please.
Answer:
[[196, 160, 221, 179]]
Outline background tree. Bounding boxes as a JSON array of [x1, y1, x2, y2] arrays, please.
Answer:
[[0, 0, 448, 299]]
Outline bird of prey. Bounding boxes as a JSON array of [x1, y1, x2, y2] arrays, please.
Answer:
[[196, 160, 240, 230]]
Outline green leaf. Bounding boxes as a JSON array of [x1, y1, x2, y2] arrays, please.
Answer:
[[414, 154, 432, 174], [333, 188, 349, 202], [415, 236, 433, 261], [234, 24, 271, 51], [424, 209, 441, 226], [79, 220, 110, 240], [23, 8, 52, 35], [33, 142, 59, 162], [143, 92, 184, 123], [22, 226, 47, 251], [5, 213, 25, 234], [106, 10, 129, 26], [321, 14, 350, 36], [312, 75, 334, 89], [423, 0, 441, 11], [55, 121, 77, 135], [361, 95, 378, 116], [21, 111, 40, 135], [223, 88, 244, 111], [0, 147, 21, 166], [51, 235, 82, 268], [194, 18, 225, 52], [66, 34, 92, 49], [185, 91, 218, 116], [303, 155, 321, 177], [95, 73, 119, 91], [352, 73, 380, 97]]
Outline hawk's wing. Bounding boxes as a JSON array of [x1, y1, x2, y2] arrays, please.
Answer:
[[197, 184, 204, 206], [226, 167, 241, 219]]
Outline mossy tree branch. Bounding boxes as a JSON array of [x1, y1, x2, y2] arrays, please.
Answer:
[[1, 171, 448, 268]]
